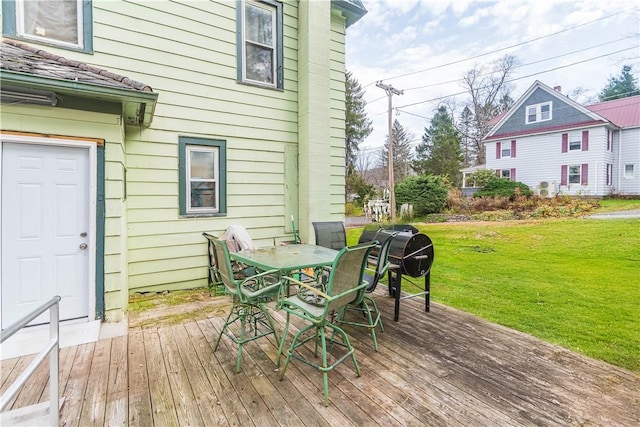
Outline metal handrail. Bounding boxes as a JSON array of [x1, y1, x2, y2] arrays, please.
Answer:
[[1, 296, 61, 426]]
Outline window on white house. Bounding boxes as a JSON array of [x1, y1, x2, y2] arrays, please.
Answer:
[[179, 137, 227, 216], [606, 163, 612, 186], [3, 0, 92, 52], [525, 101, 552, 124], [569, 133, 582, 150], [568, 165, 581, 184], [501, 145, 511, 158], [500, 169, 511, 179], [625, 164, 635, 179], [238, 0, 283, 89]]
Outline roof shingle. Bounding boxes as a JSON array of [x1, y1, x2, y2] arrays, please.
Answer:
[[1, 38, 152, 92]]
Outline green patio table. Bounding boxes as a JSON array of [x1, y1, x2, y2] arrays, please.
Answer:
[[230, 244, 338, 275]]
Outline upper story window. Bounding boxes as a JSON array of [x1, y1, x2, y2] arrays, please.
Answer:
[[525, 101, 552, 124], [2, 0, 93, 53], [237, 0, 283, 89], [569, 133, 582, 151]]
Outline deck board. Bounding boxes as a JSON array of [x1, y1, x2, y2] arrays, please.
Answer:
[[1, 290, 639, 426]]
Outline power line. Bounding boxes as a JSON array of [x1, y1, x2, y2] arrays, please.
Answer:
[[395, 47, 639, 110], [363, 7, 635, 88], [402, 36, 636, 92], [357, 91, 640, 154]]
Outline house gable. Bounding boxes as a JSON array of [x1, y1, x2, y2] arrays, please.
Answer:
[[485, 81, 606, 141]]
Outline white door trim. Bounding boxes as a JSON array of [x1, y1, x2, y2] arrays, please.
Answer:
[[0, 134, 97, 325]]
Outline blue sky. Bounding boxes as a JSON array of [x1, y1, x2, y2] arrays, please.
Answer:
[[345, 0, 640, 158]]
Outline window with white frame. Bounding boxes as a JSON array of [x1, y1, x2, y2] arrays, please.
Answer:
[[569, 133, 582, 151], [525, 101, 552, 124], [500, 169, 511, 179], [624, 164, 635, 179], [238, 0, 283, 88], [568, 165, 581, 184], [179, 137, 226, 216], [3, 0, 92, 52], [501, 145, 511, 158], [606, 163, 613, 186]]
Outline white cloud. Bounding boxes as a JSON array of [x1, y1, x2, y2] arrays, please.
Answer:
[[348, 0, 640, 150]]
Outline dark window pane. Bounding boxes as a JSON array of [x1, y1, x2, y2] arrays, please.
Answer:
[[246, 43, 274, 83], [190, 182, 216, 209]]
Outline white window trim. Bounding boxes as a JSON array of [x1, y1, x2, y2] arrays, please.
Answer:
[[525, 101, 552, 124], [568, 165, 581, 184], [186, 145, 219, 214], [501, 146, 511, 158], [15, 0, 84, 50], [569, 132, 582, 151], [241, 0, 277, 87], [624, 164, 635, 179]]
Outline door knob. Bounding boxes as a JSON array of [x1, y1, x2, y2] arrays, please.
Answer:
[[79, 243, 88, 250]]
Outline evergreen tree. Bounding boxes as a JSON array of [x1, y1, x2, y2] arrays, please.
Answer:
[[345, 70, 372, 174], [413, 105, 463, 187], [379, 119, 414, 183], [598, 65, 640, 101], [459, 106, 475, 167]]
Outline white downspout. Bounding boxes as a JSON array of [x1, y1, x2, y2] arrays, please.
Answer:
[[617, 129, 622, 191]]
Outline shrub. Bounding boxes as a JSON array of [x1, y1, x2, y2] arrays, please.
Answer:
[[395, 175, 448, 216], [345, 202, 355, 216], [474, 177, 533, 199], [467, 169, 496, 188]]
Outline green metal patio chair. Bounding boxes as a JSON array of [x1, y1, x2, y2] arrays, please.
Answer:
[[209, 235, 283, 373], [337, 229, 398, 351], [277, 241, 376, 406]]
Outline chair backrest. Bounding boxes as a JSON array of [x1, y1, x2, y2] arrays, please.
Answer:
[[221, 225, 253, 252], [313, 221, 346, 250], [366, 230, 398, 292], [208, 236, 241, 297], [324, 242, 376, 313]]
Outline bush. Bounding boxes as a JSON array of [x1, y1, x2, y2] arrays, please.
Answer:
[[395, 175, 448, 216], [474, 177, 533, 199], [345, 202, 355, 216]]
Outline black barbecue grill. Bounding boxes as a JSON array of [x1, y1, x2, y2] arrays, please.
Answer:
[[359, 225, 434, 321]]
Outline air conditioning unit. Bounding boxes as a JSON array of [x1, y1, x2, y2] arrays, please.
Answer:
[[536, 181, 557, 197]]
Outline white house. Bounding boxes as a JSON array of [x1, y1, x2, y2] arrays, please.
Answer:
[[483, 81, 640, 196]]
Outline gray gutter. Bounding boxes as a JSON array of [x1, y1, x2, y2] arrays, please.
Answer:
[[1, 70, 158, 126]]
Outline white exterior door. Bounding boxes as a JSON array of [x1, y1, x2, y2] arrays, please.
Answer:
[[2, 142, 90, 327]]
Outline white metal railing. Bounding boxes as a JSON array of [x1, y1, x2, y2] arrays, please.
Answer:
[[1, 296, 61, 426]]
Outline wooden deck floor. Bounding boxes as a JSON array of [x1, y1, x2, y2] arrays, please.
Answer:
[[2, 289, 639, 426]]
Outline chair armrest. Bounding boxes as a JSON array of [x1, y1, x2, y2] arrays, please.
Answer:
[[282, 276, 330, 300], [241, 268, 282, 296]]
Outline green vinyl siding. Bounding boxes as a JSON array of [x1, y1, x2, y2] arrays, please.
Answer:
[[0, 105, 126, 322], [6, 1, 352, 299]]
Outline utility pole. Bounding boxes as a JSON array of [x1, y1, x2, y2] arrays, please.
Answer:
[[376, 81, 403, 222]]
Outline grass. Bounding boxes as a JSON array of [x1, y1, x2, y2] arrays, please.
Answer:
[[598, 198, 640, 212], [347, 217, 640, 372]]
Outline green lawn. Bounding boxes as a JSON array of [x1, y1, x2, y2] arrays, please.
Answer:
[[347, 218, 640, 372]]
